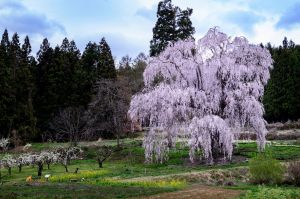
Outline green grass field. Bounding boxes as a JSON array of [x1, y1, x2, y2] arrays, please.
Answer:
[[1, 138, 300, 198]]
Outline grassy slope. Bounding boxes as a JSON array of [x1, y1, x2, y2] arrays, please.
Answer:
[[1, 139, 300, 198]]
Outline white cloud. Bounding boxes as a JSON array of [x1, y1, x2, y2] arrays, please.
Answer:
[[4, 0, 300, 58], [136, 0, 157, 9], [252, 17, 300, 45]]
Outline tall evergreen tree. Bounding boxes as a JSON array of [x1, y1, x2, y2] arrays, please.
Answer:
[[81, 42, 100, 73], [21, 36, 31, 59], [0, 30, 12, 137], [64, 39, 89, 107], [97, 38, 116, 79], [176, 8, 195, 40], [35, 38, 55, 131], [282, 37, 288, 49], [15, 36, 37, 141], [80, 42, 100, 103], [0, 31, 37, 142], [150, 0, 177, 57], [6, 33, 21, 138], [1, 29, 10, 52], [10, 33, 21, 79], [58, 38, 82, 107], [150, 0, 195, 56]]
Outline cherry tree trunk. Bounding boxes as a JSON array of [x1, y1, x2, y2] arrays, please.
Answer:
[[98, 160, 103, 168], [37, 163, 43, 177], [65, 165, 68, 172]]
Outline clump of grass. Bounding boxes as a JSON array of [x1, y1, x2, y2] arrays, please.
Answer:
[[49, 170, 109, 182], [288, 161, 300, 186], [88, 178, 186, 188]]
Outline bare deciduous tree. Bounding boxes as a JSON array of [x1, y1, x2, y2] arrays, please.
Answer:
[[49, 107, 86, 146], [95, 146, 113, 168], [86, 77, 131, 146]]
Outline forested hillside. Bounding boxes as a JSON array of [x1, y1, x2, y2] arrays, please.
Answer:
[[0, 29, 299, 143], [264, 38, 300, 122], [0, 30, 146, 143]]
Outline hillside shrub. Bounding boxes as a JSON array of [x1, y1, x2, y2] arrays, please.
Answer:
[[249, 153, 284, 184], [288, 161, 300, 186]]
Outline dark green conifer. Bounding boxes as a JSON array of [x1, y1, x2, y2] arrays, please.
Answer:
[[97, 37, 116, 79], [176, 8, 195, 41], [150, 0, 195, 56], [264, 38, 300, 121], [150, 0, 177, 57]]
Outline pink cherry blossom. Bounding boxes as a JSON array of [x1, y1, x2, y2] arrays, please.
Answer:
[[129, 27, 273, 163]]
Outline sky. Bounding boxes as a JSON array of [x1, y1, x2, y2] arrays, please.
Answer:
[[1, 0, 300, 60]]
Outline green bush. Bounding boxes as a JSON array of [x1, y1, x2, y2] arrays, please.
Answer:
[[242, 186, 300, 199], [249, 153, 284, 184]]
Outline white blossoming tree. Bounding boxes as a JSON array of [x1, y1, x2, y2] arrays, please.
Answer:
[[40, 151, 58, 170], [0, 138, 9, 152], [1, 154, 16, 176], [55, 147, 82, 172], [28, 154, 46, 177], [27, 152, 59, 177], [16, 153, 32, 173], [129, 28, 273, 163]]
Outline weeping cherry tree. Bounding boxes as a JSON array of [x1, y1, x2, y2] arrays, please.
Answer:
[[129, 28, 273, 164]]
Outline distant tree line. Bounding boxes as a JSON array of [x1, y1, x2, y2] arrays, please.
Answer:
[[0, 29, 146, 144], [263, 38, 300, 122]]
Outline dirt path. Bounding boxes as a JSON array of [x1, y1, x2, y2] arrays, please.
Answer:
[[140, 185, 243, 199]]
